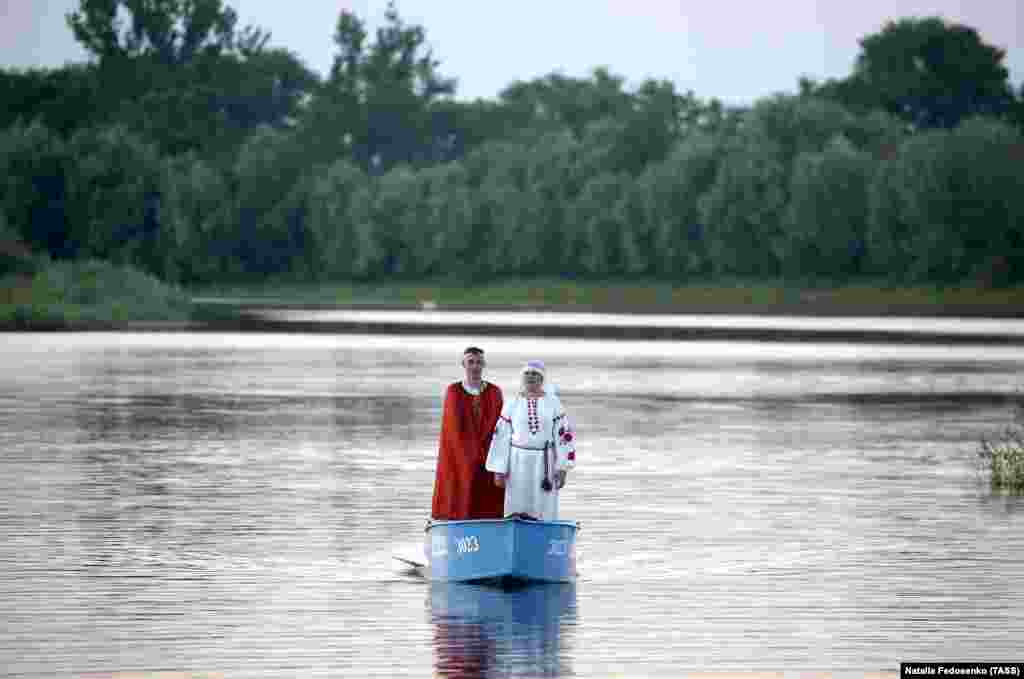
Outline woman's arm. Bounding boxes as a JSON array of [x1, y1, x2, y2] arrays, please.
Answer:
[[485, 398, 516, 477], [553, 408, 577, 473]]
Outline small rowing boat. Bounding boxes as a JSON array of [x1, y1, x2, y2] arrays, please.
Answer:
[[396, 515, 578, 584]]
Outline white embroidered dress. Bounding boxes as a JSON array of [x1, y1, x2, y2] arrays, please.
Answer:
[[485, 390, 576, 520]]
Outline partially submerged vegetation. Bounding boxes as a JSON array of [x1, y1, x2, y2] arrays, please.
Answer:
[[978, 428, 1024, 493]]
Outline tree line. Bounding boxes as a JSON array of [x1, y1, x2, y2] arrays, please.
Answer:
[[2, 0, 1023, 286]]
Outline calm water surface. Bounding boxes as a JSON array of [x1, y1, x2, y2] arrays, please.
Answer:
[[1, 329, 1023, 677]]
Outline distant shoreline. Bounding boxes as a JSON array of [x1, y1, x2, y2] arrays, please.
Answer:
[[184, 279, 1024, 320], [6, 277, 1024, 340], [191, 297, 1024, 318], [4, 304, 1024, 345]]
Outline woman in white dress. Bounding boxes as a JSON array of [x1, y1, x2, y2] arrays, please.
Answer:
[[485, 360, 577, 520]]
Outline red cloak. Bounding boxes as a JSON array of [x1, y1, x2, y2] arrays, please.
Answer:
[[431, 381, 505, 520]]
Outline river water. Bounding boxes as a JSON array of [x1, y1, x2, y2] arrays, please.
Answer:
[[1, 325, 1023, 677]]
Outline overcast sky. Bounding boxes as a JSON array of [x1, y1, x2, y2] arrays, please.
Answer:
[[2, 0, 1021, 105]]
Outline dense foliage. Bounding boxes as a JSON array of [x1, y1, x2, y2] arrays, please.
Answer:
[[0, 258, 191, 322], [2, 2, 1023, 286]]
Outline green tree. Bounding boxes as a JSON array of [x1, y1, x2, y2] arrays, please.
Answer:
[[462, 141, 535, 276], [523, 131, 592, 275], [227, 127, 310, 275], [302, 1, 456, 172], [349, 166, 423, 276], [693, 95, 903, 279], [1015, 83, 1024, 132], [158, 152, 231, 282], [0, 123, 71, 258], [497, 67, 633, 140], [813, 17, 1016, 129], [344, 181, 383, 278], [0, 65, 102, 137], [493, 70, 717, 177], [422, 98, 524, 163], [66, 0, 315, 156], [568, 172, 630, 275], [601, 78, 685, 175], [67, 0, 265, 64], [867, 118, 1024, 284], [203, 48, 319, 150], [62, 125, 164, 272], [302, 159, 368, 279], [699, 142, 789, 277], [418, 162, 474, 278], [642, 133, 721, 277], [780, 136, 875, 279], [616, 179, 655, 276], [740, 94, 897, 166]]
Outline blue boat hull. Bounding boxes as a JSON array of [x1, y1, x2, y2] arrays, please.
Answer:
[[427, 517, 577, 583]]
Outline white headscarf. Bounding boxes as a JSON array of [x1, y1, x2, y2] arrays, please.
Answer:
[[520, 360, 546, 379]]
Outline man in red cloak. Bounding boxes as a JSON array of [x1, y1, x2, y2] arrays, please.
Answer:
[[431, 347, 505, 520]]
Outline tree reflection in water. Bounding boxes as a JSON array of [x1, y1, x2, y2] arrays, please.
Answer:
[[429, 581, 577, 678]]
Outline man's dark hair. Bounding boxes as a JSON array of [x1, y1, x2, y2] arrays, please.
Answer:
[[463, 346, 484, 356]]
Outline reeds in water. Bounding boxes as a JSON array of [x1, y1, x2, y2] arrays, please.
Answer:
[[978, 428, 1024, 492]]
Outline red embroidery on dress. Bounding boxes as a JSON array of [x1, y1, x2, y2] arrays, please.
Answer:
[[527, 398, 540, 434], [567, 450, 576, 460]]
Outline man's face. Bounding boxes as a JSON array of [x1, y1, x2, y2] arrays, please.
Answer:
[[463, 354, 485, 381]]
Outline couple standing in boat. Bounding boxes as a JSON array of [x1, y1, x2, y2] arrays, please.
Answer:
[[431, 347, 577, 522]]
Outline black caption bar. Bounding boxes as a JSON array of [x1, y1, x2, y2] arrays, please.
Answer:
[[902, 664, 1023, 678]]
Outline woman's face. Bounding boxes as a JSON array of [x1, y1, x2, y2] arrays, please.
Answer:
[[522, 370, 544, 391]]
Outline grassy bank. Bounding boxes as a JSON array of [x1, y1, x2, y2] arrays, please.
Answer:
[[0, 259, 193, 325], [6, 265, 1024, 325], [191, 278, 1024, 316]]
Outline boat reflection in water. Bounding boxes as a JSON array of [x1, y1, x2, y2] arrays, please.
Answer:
[[429, 580, 578, 678]]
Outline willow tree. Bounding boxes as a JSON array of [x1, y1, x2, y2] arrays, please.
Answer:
[[461, 139, 540, 277], [418, 162, 476, 279], [226, 127, 312, 275], [642, 134, 721, 277], [302, 160, 368, 279], [566, 172, 630, 275], [158, 152, 231, 282], [699, 142, 789, 277], [780, 136, 875, 280], [867, 118, 1024, 284], [741, 95, 875, 168], [63, 125, 164, 272], [697, 95, 900, 278], [522, 130, 592, 275], [353, 166, 425, 276]]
